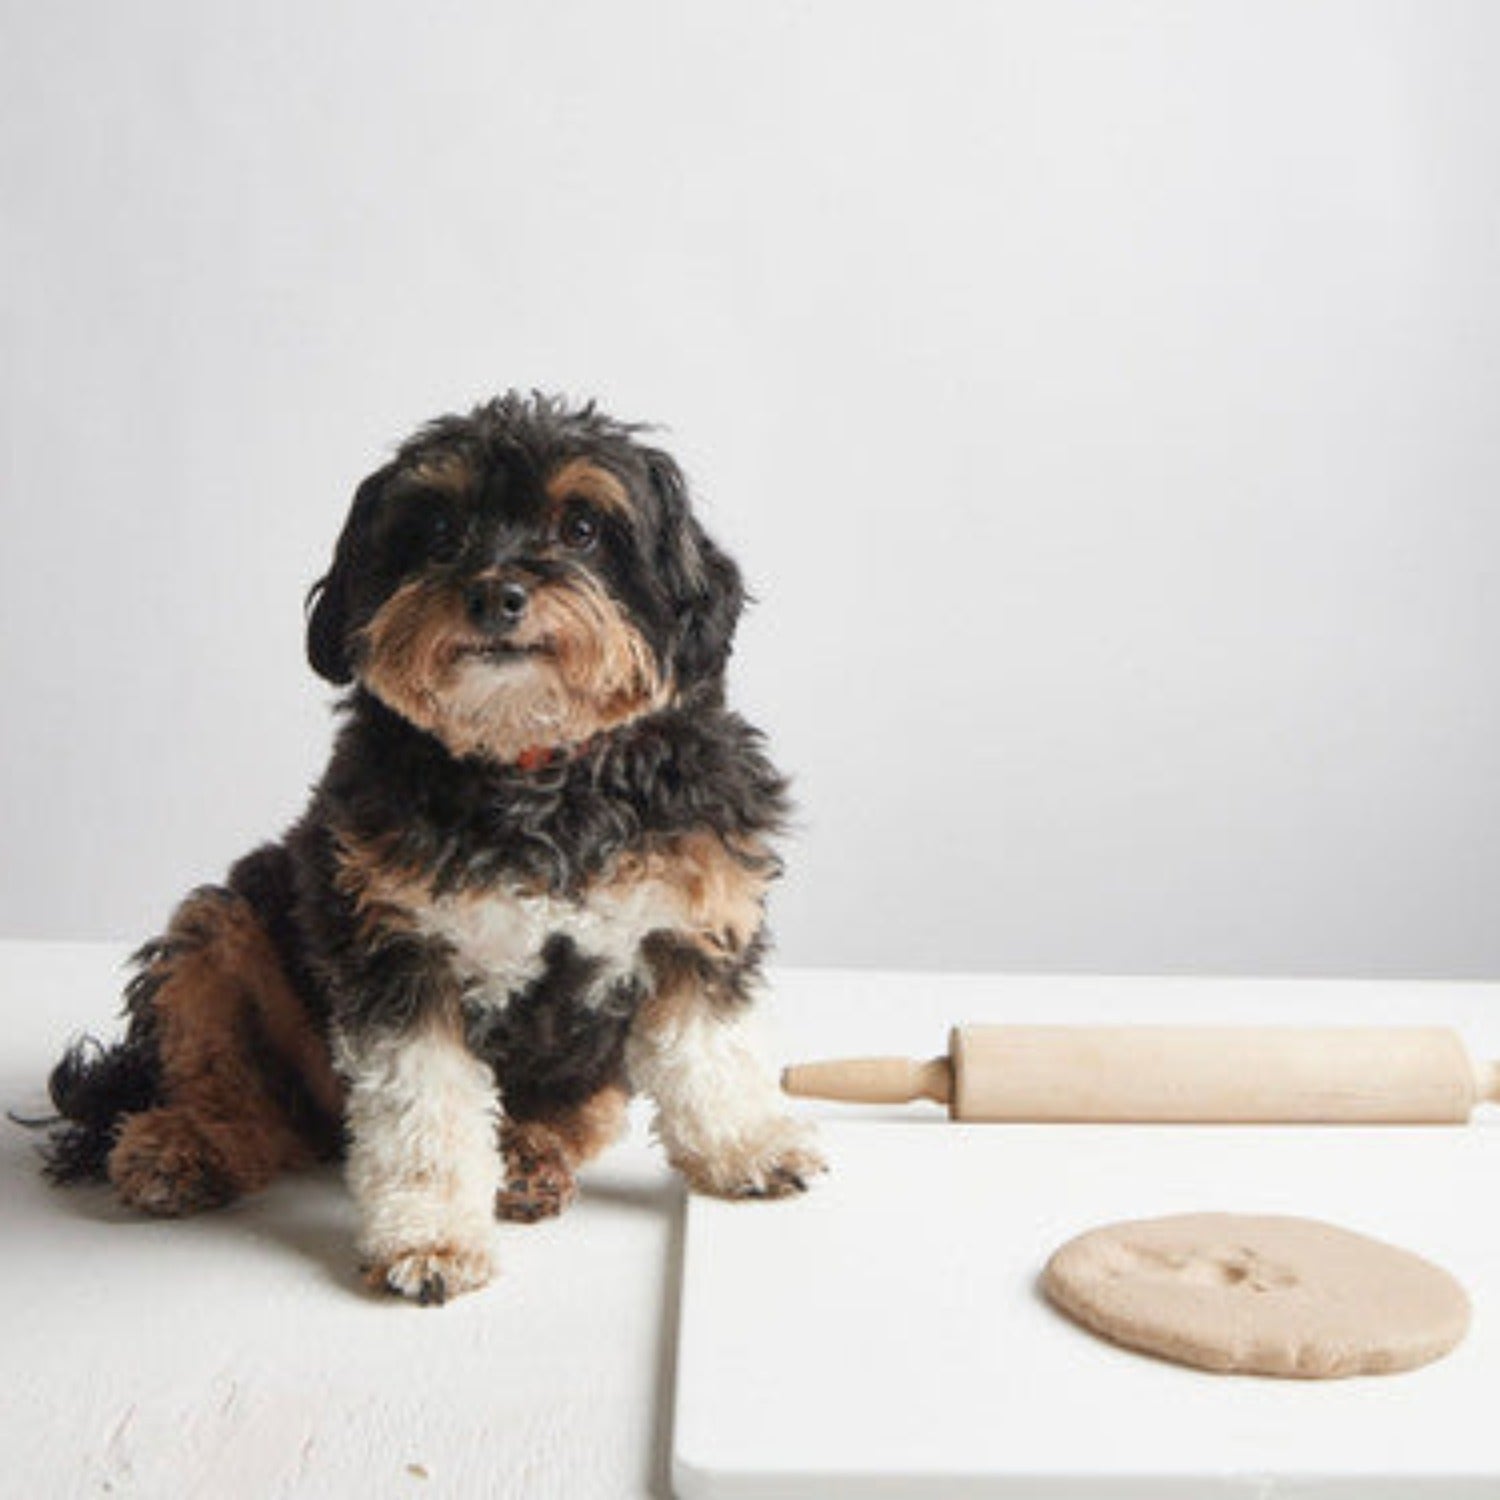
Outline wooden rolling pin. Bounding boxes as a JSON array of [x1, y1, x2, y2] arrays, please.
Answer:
[[781, 1026, 1500, 1123]]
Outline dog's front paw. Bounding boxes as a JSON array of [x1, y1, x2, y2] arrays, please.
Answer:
[[673, 1116, 827, 1200], [496, 1156, 577, 1223], [497, 1119, 580, 1223], [363, 1239, 497, 1306]]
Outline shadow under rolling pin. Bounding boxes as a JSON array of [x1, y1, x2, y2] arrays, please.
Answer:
[[781, 1026, 1500, 1124]]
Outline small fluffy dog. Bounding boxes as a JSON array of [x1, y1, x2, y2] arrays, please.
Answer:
[[43, 392, 823, 1304]]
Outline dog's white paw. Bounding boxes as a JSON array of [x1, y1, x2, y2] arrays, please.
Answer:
[[673, 1116, 827, 1200], [364, 1238, 498, 1306]]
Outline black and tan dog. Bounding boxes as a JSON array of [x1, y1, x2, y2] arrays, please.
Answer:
[[43, 392, 823, 1303]]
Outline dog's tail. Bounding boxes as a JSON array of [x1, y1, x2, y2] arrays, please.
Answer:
[[40, 957, 167, 1183]]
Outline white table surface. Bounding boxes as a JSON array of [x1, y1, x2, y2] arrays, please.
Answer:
[[4, 942, 1498, 1499]]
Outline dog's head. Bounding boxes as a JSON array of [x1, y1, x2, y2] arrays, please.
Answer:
[[306, 394, 744, 763]]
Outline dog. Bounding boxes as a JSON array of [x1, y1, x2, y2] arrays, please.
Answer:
[[42, 392, 823, 1304]]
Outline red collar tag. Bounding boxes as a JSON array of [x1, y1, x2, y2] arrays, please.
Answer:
[[511, 734, 599, 774], [514, 745, 554, 773]]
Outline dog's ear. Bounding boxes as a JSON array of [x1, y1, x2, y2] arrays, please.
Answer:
[[305, 575, 352, 685], [644, 447, 745, 688], [305, 467, 390, 685]]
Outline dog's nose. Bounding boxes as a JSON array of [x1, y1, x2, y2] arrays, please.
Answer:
[[464, 578, 530, 631], [497, 581, 529, 621]]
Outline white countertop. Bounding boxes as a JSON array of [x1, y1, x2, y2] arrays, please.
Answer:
[[4, 942, 1497, 1499]]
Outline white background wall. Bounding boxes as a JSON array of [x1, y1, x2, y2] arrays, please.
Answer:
[[4, 1, 1498, 977]]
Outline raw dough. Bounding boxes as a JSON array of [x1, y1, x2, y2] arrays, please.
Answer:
[[1042, 1213, 1470, 1377]]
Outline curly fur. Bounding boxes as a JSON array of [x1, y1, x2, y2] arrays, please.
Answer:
[[41, 391, 821, 1302]]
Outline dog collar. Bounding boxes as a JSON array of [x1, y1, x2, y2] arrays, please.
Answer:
[[513, 744, 562, 774], [510, 737, 599, 774]]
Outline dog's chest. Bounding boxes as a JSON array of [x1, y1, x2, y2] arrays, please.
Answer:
[[413, 872, 683, 1005]]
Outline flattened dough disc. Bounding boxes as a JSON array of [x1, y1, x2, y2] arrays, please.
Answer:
[[1043, 1213, 1470, 1378]]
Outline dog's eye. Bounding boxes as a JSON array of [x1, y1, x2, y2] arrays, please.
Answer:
[[558, 504, 599, 553]]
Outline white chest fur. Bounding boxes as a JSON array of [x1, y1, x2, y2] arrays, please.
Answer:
[[412, 875, 687, 1006]]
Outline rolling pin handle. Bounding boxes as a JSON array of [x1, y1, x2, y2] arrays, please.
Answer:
[[1477, 1060, 1500, 1107], [780, 1055, 954, 1107]]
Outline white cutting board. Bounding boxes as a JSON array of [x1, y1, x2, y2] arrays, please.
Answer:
[[673, 1120, 1500, 1498]]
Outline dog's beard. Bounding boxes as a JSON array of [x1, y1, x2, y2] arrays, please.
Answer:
[[445, 657, 602, 760], [359, 574, 667, 763]]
